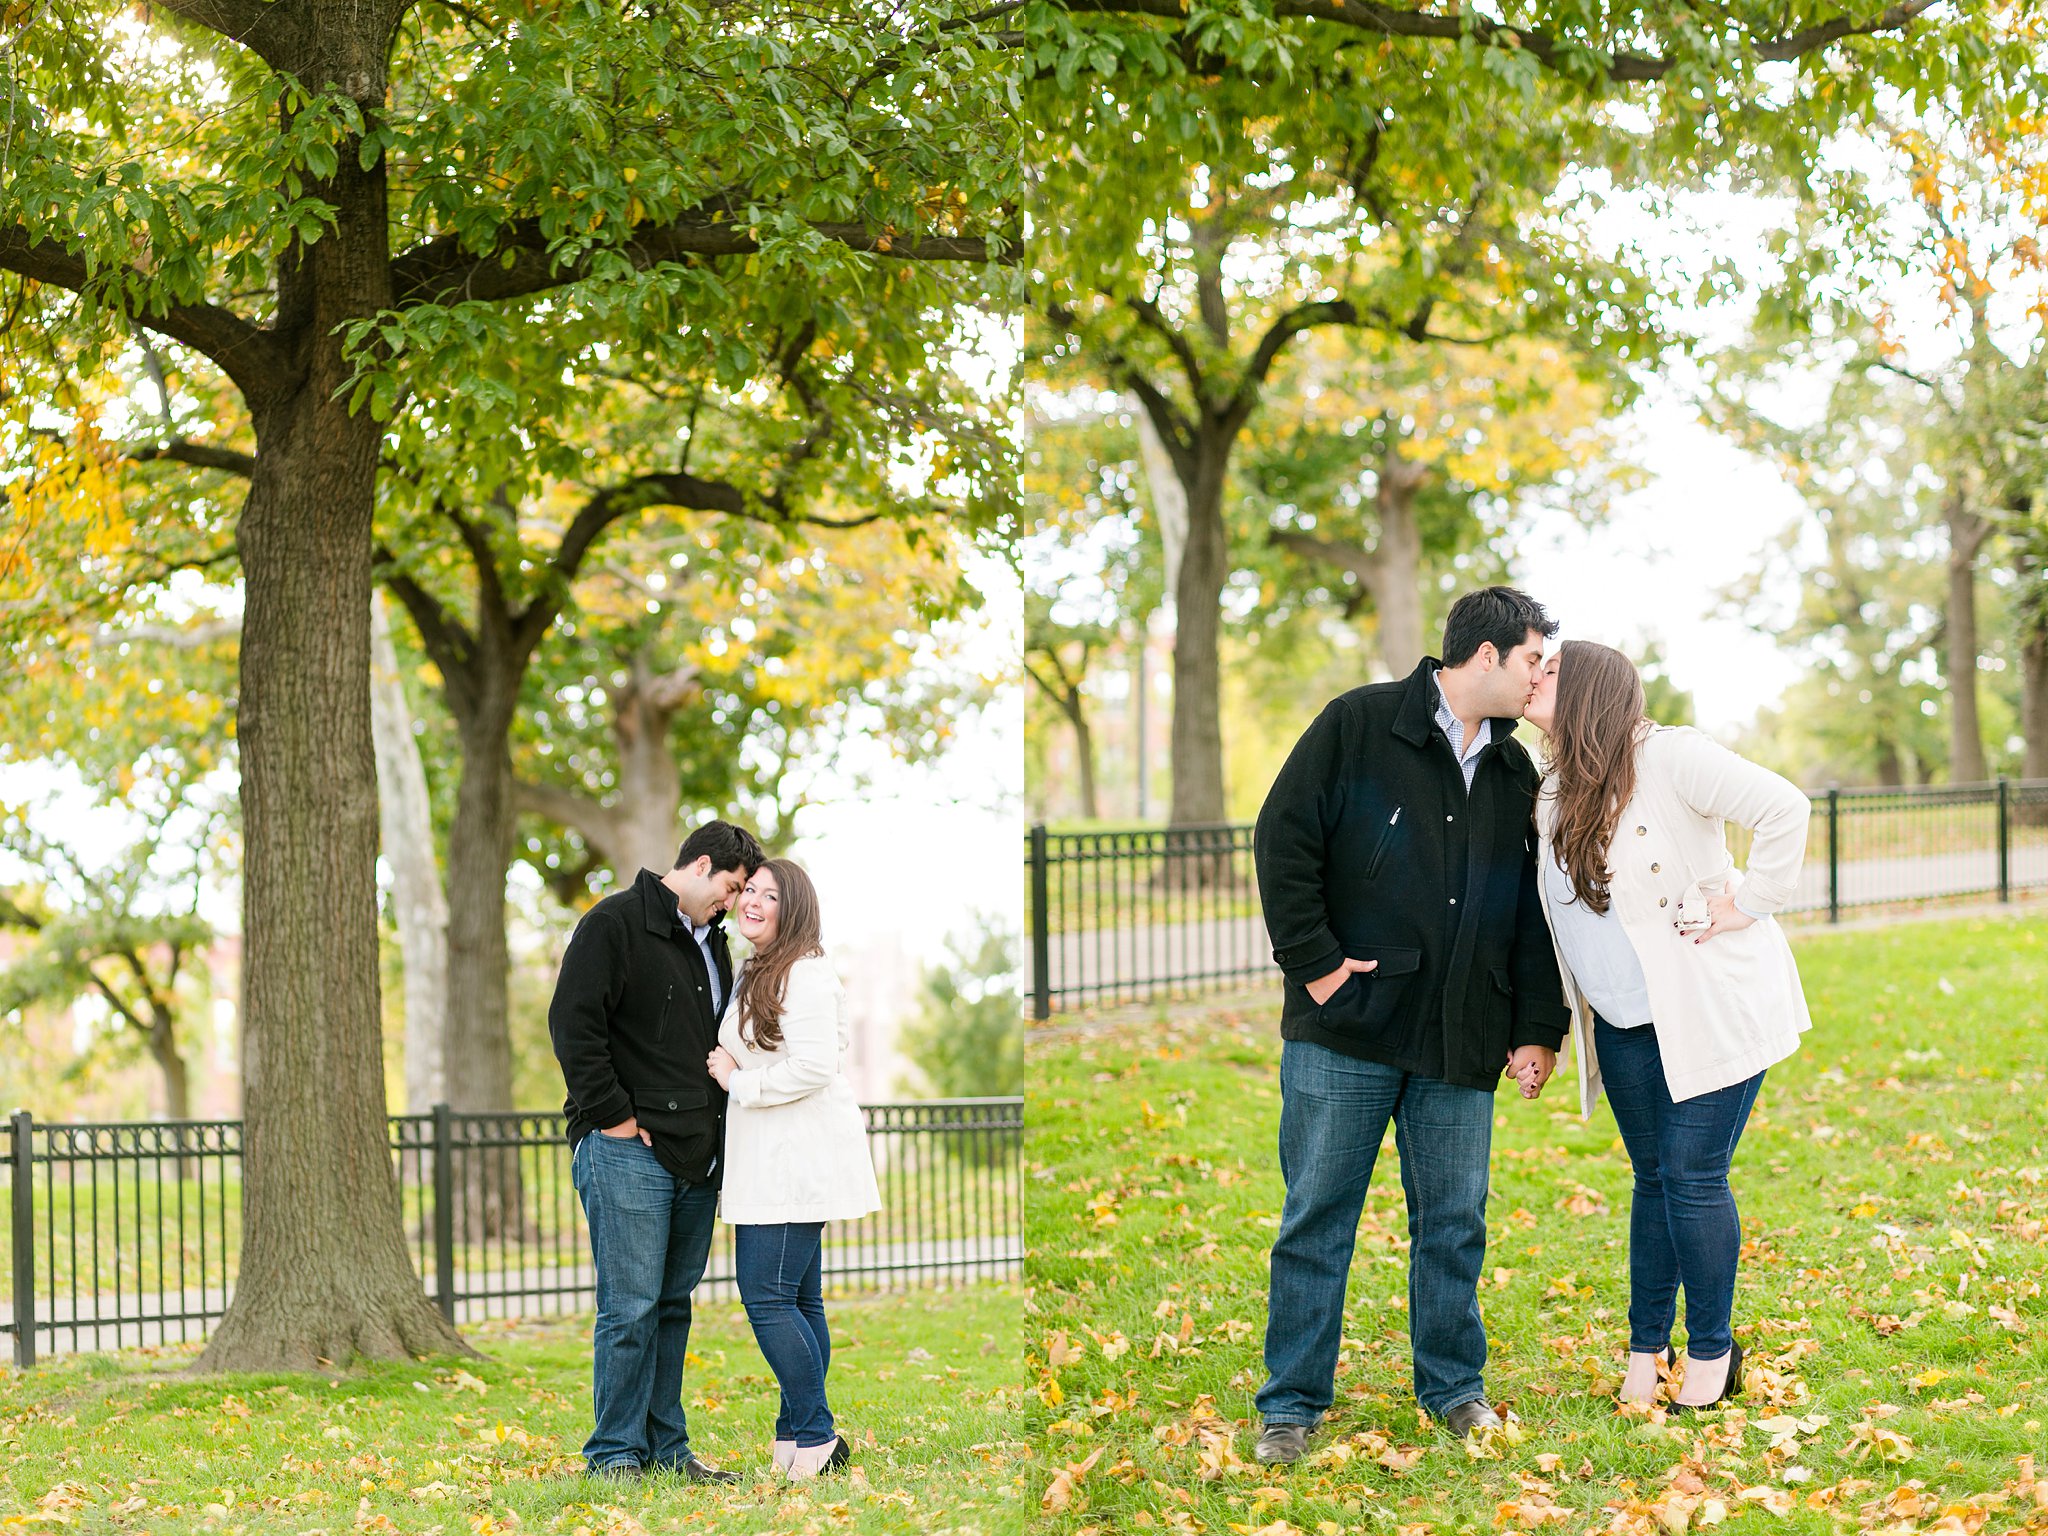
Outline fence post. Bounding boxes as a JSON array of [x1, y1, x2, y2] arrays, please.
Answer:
[[1826, 788, 1841, 924], [9, 1110, 34, 1369], [1030, 824, 1051, 1021], [1997, 777, 2011, 904], [431, 1103, 456, 1324]]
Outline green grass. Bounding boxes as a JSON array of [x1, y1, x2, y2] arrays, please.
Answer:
[[1024, 913, 2048, 1536], [0, 1287, 1025, 1536]]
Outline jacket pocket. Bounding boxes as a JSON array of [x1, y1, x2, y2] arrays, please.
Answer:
[[632, 1081, 716, 1158], [1315, 945, 1422, 1038], [1364, 807, 1405, 880]]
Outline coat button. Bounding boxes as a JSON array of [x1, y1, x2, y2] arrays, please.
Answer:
[[1448, 897, 1458, 905], [1445, 814, 1454, 822], [1651, 862, 1660, 872], [667, 1101, 678, 1110], [1658, 897, 1668, 908], [1636, 825, 1647, 836]]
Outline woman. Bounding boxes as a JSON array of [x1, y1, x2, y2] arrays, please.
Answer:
[[1523, 641, 1811, 1411], [705, 858, 881, 1478]]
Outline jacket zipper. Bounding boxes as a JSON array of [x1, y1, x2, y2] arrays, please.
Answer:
[[660, 982, 674, 1043], [1366, 806, 1402, 879]]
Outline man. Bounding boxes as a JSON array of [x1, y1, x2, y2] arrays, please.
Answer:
[[1250, 586, 1570, 1460], [550, 819, 765, 1482]]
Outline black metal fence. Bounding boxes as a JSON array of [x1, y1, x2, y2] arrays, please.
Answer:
[[1, 1098, 1021, 1368], [1028, 778, 2048, 1017]]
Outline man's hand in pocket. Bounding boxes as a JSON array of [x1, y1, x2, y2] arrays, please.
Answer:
[[1306, 956, 1380, 1006]]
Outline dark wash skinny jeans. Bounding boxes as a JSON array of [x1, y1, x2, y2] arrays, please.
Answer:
[[1593, 1014, 1764, 1360]]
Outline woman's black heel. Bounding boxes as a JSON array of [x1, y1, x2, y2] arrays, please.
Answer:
[[1673, 1339, 1743, 1413]]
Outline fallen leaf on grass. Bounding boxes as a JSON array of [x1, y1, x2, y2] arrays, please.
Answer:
[[1735, 1486, 1796, 1516], [1462, 1417, 1528, 1460], [1843, 1421, 1914, 1464], [1042, 1449, 1105, 1514], [1045, 1331, 1085, 1369]]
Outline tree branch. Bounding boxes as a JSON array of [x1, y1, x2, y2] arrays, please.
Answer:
[[1270, 527, 1386, 586], [637, 662, 703, 714], [1063, 0, 1942, 82], [123, 440, 258, 476], [373, 550, 477, 679], [0, 228, 295, 401], [150, 0, 302, 60], [1123, 295, 1206, 399], [512, 778, 620, 852], [389, 205, 1013, 311]]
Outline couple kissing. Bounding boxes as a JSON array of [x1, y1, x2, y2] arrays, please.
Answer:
[[1251, 586, 1812, 1460]]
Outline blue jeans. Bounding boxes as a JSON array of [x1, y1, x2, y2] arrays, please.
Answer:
[[1594, 1016, 1763, 1360], [572, 1130, 719, 1472], [1259, 1041, 1495, 1423], [735, 1223, 835, 1448]]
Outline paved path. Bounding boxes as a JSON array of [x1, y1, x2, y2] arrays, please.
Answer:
[[1047, 847, 2048, 1007], [2, 1236, 1021, 1361]]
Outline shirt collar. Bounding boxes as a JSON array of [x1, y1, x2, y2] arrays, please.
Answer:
[[1432, 668, 1491, 754]]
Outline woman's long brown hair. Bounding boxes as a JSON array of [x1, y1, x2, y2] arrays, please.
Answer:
[[1545, 640, 1647, 916], [735, 858, 826, 1052]]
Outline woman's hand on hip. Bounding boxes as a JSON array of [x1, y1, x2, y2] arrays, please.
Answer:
[[706, 1046, 738, 1090], [1690, 887, 1756, 944]]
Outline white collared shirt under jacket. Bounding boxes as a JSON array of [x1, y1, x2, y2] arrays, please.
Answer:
[[1535, 725, 1813, 1114], [716, 952, 883, 1226]]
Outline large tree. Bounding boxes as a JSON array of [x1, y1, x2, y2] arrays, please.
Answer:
[[2, 0, 1012, 1369]]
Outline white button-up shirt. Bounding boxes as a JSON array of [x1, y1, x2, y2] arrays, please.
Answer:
[[683, 914, 725, 1017], [1432, 669, 1491, 793]]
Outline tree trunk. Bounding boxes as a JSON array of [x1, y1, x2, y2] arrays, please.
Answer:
[[370, 592, 449, 1112], [198, 125, 469, 1371], [1064, 696, 1099, 821], [604, 653, 695, 876], [1137, 410, 1189, 600], [145, 1004, 192, 1123], [1874, 738, 1904, 787], [2021, 574, 2048, 827], [443, 697, 526, 1240], [1167, 436, 1231, 829], [1945, 497, 1989, 784], [1360, 446, 1427, 675], [203, 392, 468, 1369]]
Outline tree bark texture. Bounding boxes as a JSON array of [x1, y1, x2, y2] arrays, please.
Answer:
[[199, 118, 468, 1370], [1945, 497, 1990, 784], [2021, 556, 2048, 827], [1167, 436, 1231, 830], [370, 591, 449, 1113], [1364, 449, 1427, 674], [145, 997, 192, 1123], [441, 672, 527, 1239]]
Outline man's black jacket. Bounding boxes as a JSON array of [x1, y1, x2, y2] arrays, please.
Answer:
[[1253, 658, 1570, 1091], [548, 867, 734, 1184]]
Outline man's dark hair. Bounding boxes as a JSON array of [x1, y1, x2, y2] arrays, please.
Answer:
[[673, 820, 765, 876], [1441, 586, 1558, 668]]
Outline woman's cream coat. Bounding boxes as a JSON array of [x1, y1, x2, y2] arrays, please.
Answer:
[[716, 952, 883, 1226], [1535, 725, 1812, 1114]]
